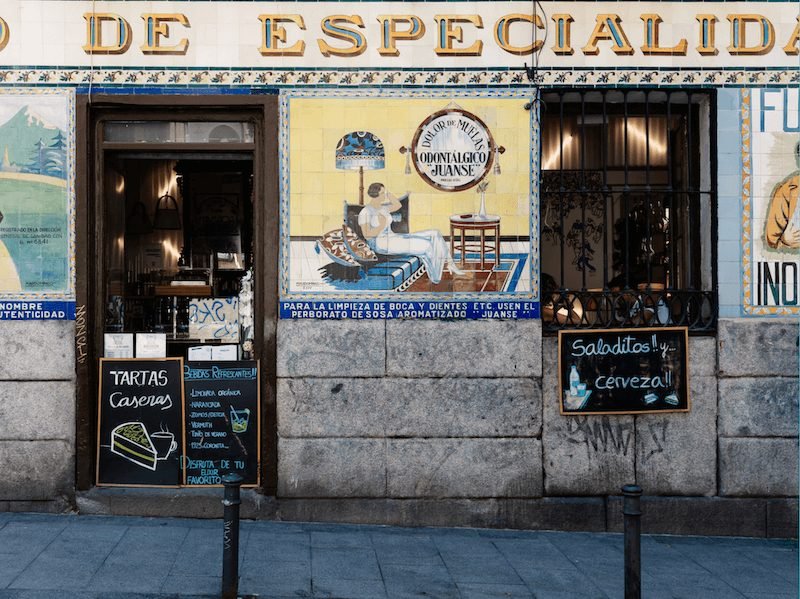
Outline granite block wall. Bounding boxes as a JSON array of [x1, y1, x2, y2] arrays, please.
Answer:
[[0, 321, 76, 511], [276, 318, 544, 525], [275, 318, 798, 536]]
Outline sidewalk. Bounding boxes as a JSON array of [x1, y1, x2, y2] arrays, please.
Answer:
[[0, 512, 795, 599]]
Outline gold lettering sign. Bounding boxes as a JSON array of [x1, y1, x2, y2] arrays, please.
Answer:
[[376, 15, 425, 56], [782, 16, 800, 55], [434, 15, 483, 56], [640, 14, 687, 55], [258, 14, 306, 56], [82, 13, 132, 54], [140, 14, 190, 55], [318, 15, 366, 57], [727, 14, 775, 55], [582, 14, 633, 55], [551, 14, 574, 55], [696, 15, 718, 55], [494, 14, 543, 56]]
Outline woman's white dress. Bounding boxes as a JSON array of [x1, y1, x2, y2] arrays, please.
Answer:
[[358, 204, 450, 284]]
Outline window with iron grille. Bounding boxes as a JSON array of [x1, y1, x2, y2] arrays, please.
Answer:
[[540, 90, 717, 334]]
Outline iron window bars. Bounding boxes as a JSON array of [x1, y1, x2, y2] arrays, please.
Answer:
[[539, 90, 717, 334]]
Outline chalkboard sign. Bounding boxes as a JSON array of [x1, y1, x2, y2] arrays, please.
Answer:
[[96, 358, 185, 486], [183, 361, 260, 487], [558, 327, 689, 415]]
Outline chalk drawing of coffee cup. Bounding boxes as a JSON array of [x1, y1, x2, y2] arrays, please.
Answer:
[[230, 407, 250, 434], [151, 431, 178, 460]]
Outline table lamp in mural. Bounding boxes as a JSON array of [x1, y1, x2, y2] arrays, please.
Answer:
[[335, 131, 385, 205]]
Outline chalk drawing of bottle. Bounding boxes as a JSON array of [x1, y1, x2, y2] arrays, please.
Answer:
[[569, 364, 580, 396]]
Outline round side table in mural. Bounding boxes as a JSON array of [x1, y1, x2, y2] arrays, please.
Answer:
[[449, 215, 501, 270]]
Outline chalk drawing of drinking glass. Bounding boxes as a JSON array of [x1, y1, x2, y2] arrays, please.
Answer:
[[230, 406, 250, 434]]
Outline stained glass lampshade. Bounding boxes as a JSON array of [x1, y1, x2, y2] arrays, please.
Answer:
[[335, 131, 385, 204]]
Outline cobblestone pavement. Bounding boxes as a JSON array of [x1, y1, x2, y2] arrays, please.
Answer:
[[0, 512, 795, 598]]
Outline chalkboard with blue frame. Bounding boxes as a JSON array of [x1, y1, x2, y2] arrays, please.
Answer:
[[558, 327, 689, 415]]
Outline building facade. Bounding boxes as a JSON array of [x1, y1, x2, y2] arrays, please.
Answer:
[[0, 1, 797, 537]]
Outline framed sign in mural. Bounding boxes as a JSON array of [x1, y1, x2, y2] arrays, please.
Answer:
[[742, 88, 800, 315], [0, 89, 75, 319], [279, 90, 538, 320], [409, 107, 498, 192], [558, 327, 689, 415]]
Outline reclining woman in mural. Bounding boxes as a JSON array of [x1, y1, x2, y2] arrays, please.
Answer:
[[358, 182, 469, 284]]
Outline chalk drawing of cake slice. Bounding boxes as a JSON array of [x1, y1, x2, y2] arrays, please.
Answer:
[[111, 422, 158, 471]]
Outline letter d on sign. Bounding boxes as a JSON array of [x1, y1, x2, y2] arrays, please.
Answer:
[[83, 13, 132, 54]]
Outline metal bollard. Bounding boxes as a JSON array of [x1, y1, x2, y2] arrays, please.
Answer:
[[622, 484, 642, 599], [222, 473, 244, 599]]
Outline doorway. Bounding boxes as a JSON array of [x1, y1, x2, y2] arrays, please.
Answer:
[[76, 97, 279, 493]]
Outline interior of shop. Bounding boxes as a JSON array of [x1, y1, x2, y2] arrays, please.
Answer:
[[102, 153, 255, 360]]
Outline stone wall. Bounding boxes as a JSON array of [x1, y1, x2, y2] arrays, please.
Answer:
[[0, 321, 76, 512], [275, 318, 798, 536], [275, 318, 552, 528]]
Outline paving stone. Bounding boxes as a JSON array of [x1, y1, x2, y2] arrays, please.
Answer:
[[277, 377, 541, 438], [636, 375, 718, 495], [160, 574, 221, 596], [386, 319, 541, 378], [310, 530, 371, 549], [241, 559, 311, 595], [311, 547, 382, 581], [511, 564, 606, 596], [278, 438, 386, 498], [0, 321, 75, 380], [720, 438, 799, 497], [386, 438, 542, 498], [370, 533, 442, 565], [494, 538, 576, 571], [243, 530, 310, 564], [312, 577, 388, 598], [719, 377, 799, 437], [240, 575, 311, 598], [718, 319, 798, 377], [170, 528, 225, 576], [9, 553, 104, 591], [276, 319, 385, 377], [457, 582, 534, 598], [382, 563, 461, 599]]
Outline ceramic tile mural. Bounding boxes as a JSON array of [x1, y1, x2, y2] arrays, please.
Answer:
[[742, 88, 800, 315], [0, 89, 75, 319], [279, 90, 538, 319]]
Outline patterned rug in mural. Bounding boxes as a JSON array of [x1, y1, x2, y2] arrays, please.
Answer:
[[320, 253, 527, 293]]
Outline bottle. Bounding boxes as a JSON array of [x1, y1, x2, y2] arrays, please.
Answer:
[[569, 364, 580, 396]]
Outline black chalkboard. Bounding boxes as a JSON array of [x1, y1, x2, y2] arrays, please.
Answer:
[[183, 361, 260, 487], [558, 327, 689, 415], [96, 358, 185, 486]]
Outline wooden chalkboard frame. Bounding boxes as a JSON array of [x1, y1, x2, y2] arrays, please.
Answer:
[[181, 360, 261, 488], [96, 357, 186, 488], [558, 326, 690, 416]]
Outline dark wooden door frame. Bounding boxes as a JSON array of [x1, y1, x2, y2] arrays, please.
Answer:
[[75, 94, 279, 495]]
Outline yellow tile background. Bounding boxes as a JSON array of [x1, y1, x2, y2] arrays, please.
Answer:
[[288, 96, 532, 237]]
